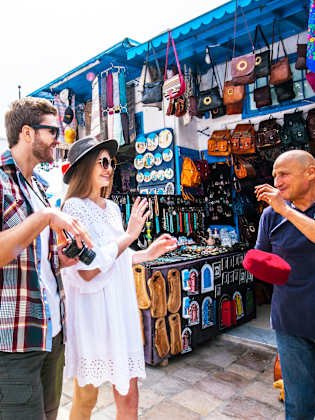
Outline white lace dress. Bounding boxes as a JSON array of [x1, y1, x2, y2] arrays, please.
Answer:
[[61, 197, 145, 395]]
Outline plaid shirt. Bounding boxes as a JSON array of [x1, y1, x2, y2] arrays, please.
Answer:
[[0, 150, 65, 352]]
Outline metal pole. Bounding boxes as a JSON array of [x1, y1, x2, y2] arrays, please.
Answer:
[[18, 85, 21, 99]]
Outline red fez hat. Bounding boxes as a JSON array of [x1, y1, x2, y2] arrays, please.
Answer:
[[243, 249, 291, 286]]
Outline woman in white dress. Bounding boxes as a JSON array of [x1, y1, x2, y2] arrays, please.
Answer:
[[61, 137, 177, 420]]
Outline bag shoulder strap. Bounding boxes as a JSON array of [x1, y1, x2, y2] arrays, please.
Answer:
[[164, 31, 183, 81], [150, 41, 162, 79], [254, 24, 270, 50], [233, 0, 255, 56]]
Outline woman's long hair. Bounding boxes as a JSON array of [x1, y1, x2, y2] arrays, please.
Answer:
[[61, 148, 113, 208]]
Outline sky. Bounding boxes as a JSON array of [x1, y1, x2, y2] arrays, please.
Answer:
[[0, 0, 228, 138]]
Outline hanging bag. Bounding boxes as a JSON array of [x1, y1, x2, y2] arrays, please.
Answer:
[[254, 84, 272, 108], [254, 24, 271, 78], [231, 2, 256, 85], [197, 48, 223, 113], [142, 41, 164, 104], [223, 58, 246, 105], [180, 157, 201, 188], [270, 20, 292, 86], [208, 129, 231, 157], [256, 117, 281, 149], [274, 79, 295, 103], [163, 31, 186, 99], [231, 123, 256, 155], [306, 70, 315, 93], [295, 33, 307, 70]]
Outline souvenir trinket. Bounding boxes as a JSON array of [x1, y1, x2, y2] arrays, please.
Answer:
[[134, 155, 144, 170], [233, 291, 244, 320], [143, 152, 155, 169], [188, 300, 200, 326], [157, 170, 165, 182], [158, 129, 173, 148], [154, 152, 163, 166], [202, 296, 216, 329], [143, 171, 151, 182], [201, 264, 214, 293], [136, 172, 144, 183], [164, 168, 174, 179], [150, 170, 158, 182], [182, 296, 191, 318], [212, 261, 221, 278], [181, 269, 190, 291], [135, 136, 147, 154], [188, 268, 198, 294], [165, 182, 175, 195], [181, 327, 192, 354], [162, 148, 173, 162], [147, 133, 159, 151]]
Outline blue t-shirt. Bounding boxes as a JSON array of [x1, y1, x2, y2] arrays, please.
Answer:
[[255, 202, 315, 340]]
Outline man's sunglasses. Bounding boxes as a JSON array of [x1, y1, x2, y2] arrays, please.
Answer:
[[30, 124, 60, 139], [97, 157, 116, 170]]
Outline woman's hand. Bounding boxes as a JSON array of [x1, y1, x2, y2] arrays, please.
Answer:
[[133, 234, 178, 264], [126, 197, 150, 241]]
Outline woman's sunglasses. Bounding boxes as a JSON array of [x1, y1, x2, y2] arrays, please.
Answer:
[[30, 124, 60, 139], [97, 157, 116, 170]]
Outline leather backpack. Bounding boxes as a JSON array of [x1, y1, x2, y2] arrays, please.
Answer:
[[256, 117, 281, 149], [208, 130, 231, 156], [233, 157, 256, 179], [181, 157, 201, 188], [231, 123, 256, 155], [195, 159, 210, 182], [306, 108, 315, 141], [281, 111, 309, 149]]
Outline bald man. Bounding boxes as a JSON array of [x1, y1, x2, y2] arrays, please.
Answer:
[[255, 150, 315, 420]]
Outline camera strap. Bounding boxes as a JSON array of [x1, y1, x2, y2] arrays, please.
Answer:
[[24, 176, 51, 208]]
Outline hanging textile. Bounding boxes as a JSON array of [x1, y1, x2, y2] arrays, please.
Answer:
[[121, 113, 130, 144], [90, 76, 101, 138], [100, 75, 107, 110], [106, 73, 114, 112], [119, 70, 127, 111], [112, 72, 120, 110], [307, 0, 315, 72], [113, 112, 125, 146], [53, 92, 76, 143], [126, 84, 136, 143]]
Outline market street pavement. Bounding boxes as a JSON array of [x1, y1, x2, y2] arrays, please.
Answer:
[[57, 337, 284, 420]]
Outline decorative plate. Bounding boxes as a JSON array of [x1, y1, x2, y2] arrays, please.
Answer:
[[143, 171, 151, 183], [134, 155, 144, 170], [150, 170, 158, 182], [135, 136, 147, 154], [146, 133, 159, 152], [162, 148, 173, 162], [136, 172, 144, 183], [158, 129, 173, 148], [164, 168, 174, 180], [165, 182, 175, 194], [154, 152, 163, 166], [143, 152, 154, 169], [157, 170, 165, 182]]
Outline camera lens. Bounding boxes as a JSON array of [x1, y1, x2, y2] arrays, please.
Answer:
[[79, 247, 96, 265]]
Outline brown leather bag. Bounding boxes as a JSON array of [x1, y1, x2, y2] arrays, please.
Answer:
[[223, 81, 246, 105], [270, 22, 292, 85], [256, 117, 281, 149], [233, 156, 256, 179], [226, 101, 243, 115], [208, 129, 231, 156], [231, 123, 256, 155], [231, 53, 256, 85], [254, 85, 272, 108], [295, 43, 307, 70]]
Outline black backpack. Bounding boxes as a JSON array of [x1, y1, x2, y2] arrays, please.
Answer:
[[281, 111, 309, 150]]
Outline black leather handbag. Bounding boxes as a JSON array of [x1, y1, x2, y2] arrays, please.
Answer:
[[197, 50, 223, 113], [254, 85, 272, 108], [275, 79, 295, 103], [142, 41, 163, 104], [211, 105, 226, 119], [254, 25, 270, 79]]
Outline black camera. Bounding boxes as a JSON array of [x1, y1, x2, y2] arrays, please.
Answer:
[[62, 232, 96, 265]]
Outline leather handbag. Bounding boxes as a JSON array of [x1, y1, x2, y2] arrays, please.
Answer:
[[295, 34, 307, 70], [306, 71, 315, 93], [197, 49, 223, 112], [231, 123, 256, 155], [256, 117, 281, 149], [283, 111, 309, 147], [274, 79, 295, 103], [231, 3, 256, 85], [211, 105, 226, 119], [270, 21, 292, 85], [226, 101, 243, 115], [254, 85, 272, 108], [142, 41, 163, 104], [163, 31, 185, 99], [208, 129, 231, 156], [223, 81, 245, 105], [233, 156, 256, 179], [254, 25, 271, 79]]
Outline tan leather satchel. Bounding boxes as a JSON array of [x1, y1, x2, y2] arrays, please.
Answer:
[[223, 81, 245, 105], [208, 129, 231, 156], [231, 123, 256, 155]]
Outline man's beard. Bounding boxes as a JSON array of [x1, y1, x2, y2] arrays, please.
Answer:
[[32, 135, 55, 163]]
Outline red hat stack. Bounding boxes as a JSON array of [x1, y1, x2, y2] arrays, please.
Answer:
[[243, 249, 291, 286]]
